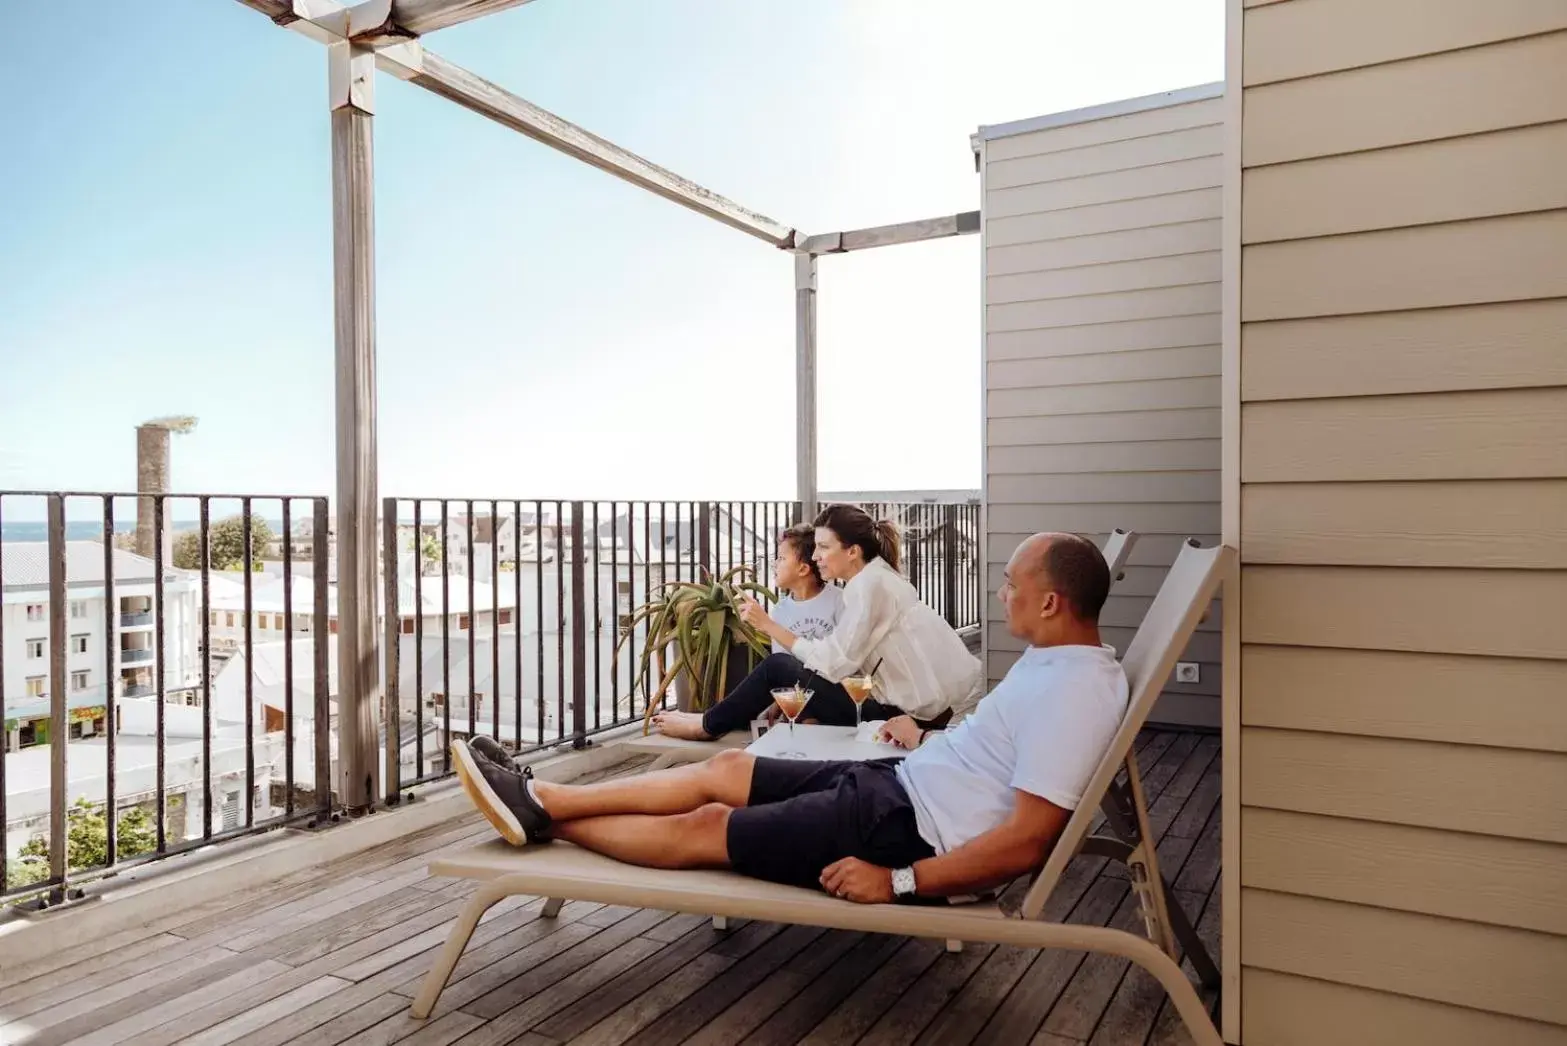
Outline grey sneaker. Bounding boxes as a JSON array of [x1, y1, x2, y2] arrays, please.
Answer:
[[469, 734, 519, 771], [450, 739, 552, 846]]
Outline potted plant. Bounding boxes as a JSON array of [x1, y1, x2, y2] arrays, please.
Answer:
[[615, 565, 773, 731]]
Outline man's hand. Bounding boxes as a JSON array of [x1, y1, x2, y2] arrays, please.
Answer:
[[875, 714, 923, 749], [820, 857, 894, 903]]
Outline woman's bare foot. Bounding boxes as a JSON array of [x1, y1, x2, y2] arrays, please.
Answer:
[[652, 711, 715, 741]]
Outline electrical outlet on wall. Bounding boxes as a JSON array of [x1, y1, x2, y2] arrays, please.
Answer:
[[1175, 662, 1200, 684]]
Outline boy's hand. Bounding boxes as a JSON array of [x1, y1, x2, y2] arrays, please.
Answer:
[[876, 715, 923, 749]]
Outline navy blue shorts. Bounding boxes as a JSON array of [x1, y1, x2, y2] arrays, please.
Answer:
[[725, 757, 936, 891]]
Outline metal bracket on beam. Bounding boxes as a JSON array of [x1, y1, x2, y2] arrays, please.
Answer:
[[794, 252, 817, 291]]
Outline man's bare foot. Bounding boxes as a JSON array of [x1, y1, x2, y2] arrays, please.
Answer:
[[652, 711, 715, 741]]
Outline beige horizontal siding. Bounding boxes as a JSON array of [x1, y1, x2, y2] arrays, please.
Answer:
[[1242, 565, 1567, 660], [989, 313, 1218, 361], [1243, 122, 1567, 243], [1243, 646, 1567, 752], [986, 123, 1221, 190], [988, 408, 1220, 447], [1241, 888, 1567, 1025], [984, 99, 1221, 163], [1242, 808, 1567, 934], [988, 471, 1220, 505], [1241, 727, 1567, 844], [1241, 480, 1567, 568], [989, 375, 1219, 418], [1243, 211, 1567, 322], [1242, 969, 1567, 1046], [990, 593, 1219, 635], [986, 188, 1222, 247], [989, 561, 1211, 598], [1241, 300, 1567, 402], [986, 502, 1221, 537], [987, 251, 1220, 304], [987, 155, 1223, 219], [987, 220, 1221, 275], [1243, 31, 1567, 166], [1242, 646, 1567, 752], [1243, 0, 1567, 86], [989, 284, 1216, 333], [1238, 7, 1567, 1036], [987, 438, 1220, 476], [1241, 388, 1567, 483], [990, 344, 1218, 389]]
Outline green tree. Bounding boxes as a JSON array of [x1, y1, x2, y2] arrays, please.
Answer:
[[419, 533, 443, 565], [171, 514, 275, 571], [4, 799, 158, 891]]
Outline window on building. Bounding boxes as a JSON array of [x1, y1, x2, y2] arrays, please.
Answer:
[[458, 615, 471, 630], [69, 721, 84, 741], [71, 670, 90, 691], [25, 604, 45, 622], [401, 617, 415, 634], [26, 676, 45, 697], [273, 614, 285, 631], [26, 639, 44, 660], [210, 611, 218, 626], [72, 634, 89, 655], [225, 612, 235, 628], [498, 610, 512, 626], [71, 601, 89, 619], [19, 721, 39, 747]]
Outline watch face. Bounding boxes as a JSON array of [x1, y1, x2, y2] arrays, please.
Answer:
[[893, 867, 916, 896]]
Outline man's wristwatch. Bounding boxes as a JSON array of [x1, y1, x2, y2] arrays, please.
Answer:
[[891, 866, 918, 901]]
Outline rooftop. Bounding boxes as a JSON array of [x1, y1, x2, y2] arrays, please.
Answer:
[[0, 728, 1221, 1046], [0, 542, 165, 591]]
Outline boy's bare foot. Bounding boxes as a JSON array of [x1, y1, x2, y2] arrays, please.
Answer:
[[652, 711, 715, 741]]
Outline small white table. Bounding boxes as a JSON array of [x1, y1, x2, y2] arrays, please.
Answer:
[[744, 722, 907, 762]]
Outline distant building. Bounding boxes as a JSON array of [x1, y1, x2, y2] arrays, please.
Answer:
[[3, 542, 203, 752]]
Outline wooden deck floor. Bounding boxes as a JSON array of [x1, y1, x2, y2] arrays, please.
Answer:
[[0, 729, 1221, 1046]]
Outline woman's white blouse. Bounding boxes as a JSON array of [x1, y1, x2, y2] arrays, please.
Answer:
[[791, 557, 985, 720]]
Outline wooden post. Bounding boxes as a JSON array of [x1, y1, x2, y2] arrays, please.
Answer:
[[795, 253, 818, 522], [331, 39, 380, 813]]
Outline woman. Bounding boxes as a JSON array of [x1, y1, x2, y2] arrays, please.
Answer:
[[653, 504, 984, 740]]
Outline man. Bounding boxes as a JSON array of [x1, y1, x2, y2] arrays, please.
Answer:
[[451, 532, 1127, 903]]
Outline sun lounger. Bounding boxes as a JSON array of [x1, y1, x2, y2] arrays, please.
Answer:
[[412, 538, 1230, 1044], [1102, 526, 1138, 583]]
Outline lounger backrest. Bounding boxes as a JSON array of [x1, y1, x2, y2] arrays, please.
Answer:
[[1101, 528, 1138, 584], [1017, 539, 1232, 920]]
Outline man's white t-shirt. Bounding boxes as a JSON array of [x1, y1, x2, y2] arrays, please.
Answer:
[[770, 586, 844, 655], [895, 643, 1128, 854]]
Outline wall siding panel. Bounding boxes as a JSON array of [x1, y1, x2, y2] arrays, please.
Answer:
[[1237, 6, 1567, 1038], [982, 92, 1224, 724]]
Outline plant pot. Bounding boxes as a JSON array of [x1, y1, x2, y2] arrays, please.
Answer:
[[671, 641, 762, 713]]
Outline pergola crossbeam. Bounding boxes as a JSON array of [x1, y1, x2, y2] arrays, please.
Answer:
[[382, 0, 539, 36], [798, 210, 980, 255]]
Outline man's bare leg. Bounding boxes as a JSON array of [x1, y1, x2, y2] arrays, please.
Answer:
[[551, 804, 732, 868], [533, 749, 754, 822]]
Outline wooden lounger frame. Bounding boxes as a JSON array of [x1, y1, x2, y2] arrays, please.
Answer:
[[414, 538, 1229, 1046]]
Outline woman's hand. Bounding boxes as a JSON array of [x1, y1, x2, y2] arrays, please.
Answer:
[[737, 596, 772, 631], [875, 715, 924, 749]]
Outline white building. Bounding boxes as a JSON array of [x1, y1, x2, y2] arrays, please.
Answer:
[[3, 542, 203, 752]]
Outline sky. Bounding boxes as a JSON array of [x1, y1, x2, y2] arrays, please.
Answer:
[[0, 0, 1223, 518]]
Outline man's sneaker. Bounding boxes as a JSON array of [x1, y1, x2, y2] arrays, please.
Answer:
[[469, 734, 519, 771], [450, 740, 552, 846]]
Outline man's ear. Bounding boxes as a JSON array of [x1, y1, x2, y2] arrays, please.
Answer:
[[1039, 591, 1061, 619]]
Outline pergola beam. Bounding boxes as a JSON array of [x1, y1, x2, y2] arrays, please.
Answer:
[[253, 0, 798, 246], [798, 210, 980, 255], [381, 0, 540, 36]]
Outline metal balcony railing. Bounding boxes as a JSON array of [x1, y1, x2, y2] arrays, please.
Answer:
[[0, 490, 333, 908], [379, 497, 983, 802]]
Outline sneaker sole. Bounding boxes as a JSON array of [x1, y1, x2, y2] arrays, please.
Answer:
[[450, 740, 528, 847]]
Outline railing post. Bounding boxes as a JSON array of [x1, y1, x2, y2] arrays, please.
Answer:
[[943, 503, 959, 627], [569, 503, 588, 748], [383, 497, 402, 803], [795, 253, 819, 521], [698, 502, 712, 577], [312, 499, 334, 825], [46, 494, 68, 905]]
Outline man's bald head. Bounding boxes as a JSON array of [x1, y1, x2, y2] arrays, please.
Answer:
[[1000, 532, 1111, 645]]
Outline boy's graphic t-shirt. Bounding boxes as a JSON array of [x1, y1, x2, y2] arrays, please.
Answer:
[[770, 586, 844, 655]]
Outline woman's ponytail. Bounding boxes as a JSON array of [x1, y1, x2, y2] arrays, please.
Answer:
[[873, 518, 902, 573]]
